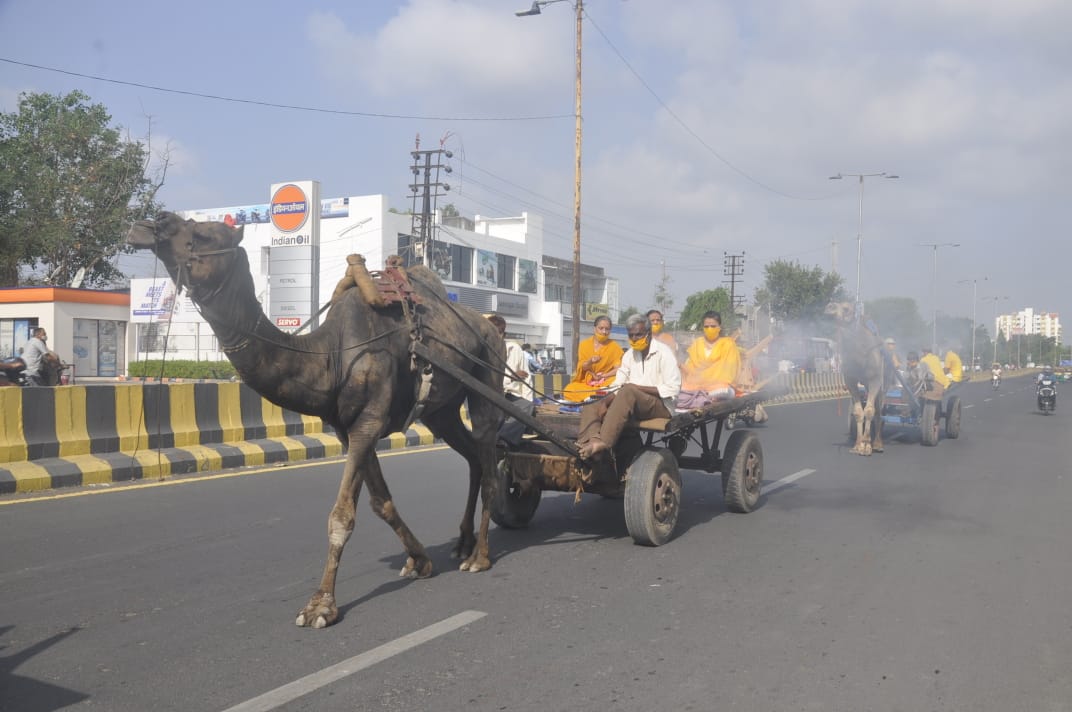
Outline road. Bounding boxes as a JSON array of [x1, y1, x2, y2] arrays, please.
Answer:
[[2, 378, 1070, 712]]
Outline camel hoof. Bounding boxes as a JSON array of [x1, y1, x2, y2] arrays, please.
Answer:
[[296, 594, 337, 628], [460, 555, 491, 573], [400, 556, 433, 579], [451, 535, 476, 560]]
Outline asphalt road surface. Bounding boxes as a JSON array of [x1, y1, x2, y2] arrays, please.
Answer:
[[2, 378, 1070, 712]]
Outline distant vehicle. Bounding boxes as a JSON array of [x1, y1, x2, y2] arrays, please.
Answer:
[[534, 345, 567, 375], [767, 336, 835, 373]]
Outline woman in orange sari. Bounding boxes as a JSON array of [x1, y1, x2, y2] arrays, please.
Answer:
[[562, 315, 624, 402], [680, 311, 740, 397]]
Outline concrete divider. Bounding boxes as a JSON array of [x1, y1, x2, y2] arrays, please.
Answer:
[[0, 382, 435, 495]]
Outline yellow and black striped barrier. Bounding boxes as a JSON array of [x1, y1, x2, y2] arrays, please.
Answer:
[[0, 382, 435, 495]]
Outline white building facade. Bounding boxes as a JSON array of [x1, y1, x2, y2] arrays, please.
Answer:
[[996, 308, 1062, 342], [131, 191, 619, 367]]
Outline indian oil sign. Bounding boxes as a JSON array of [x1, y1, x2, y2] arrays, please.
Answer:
[[268, 180, 321, 331]]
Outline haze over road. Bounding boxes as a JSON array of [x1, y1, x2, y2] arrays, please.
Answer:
[[2, 377, 1069, 711]]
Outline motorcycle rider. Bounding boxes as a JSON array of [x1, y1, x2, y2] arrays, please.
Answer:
[[22, 327, 55, 386], [991, 363, 1002, 388]]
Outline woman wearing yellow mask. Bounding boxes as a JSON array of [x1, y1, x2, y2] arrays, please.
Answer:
[[681, 311, 740, 397], [562, 315, 624, 402]]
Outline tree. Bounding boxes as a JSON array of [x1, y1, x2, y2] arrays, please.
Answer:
[[0, 91, 166, 288], [755, 259, 844, 326], [618, 305, 640, 322], [678, 288, 734, 332]]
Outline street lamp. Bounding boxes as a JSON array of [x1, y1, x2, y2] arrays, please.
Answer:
[[919, 242, 960, 352], [517, 0, 584, 366], [981, 295, 1009, 365], [956, 276, 987, 374], [829, 172, 899, 312]]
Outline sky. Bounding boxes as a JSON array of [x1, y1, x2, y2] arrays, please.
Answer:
[[2, 0, 1070, 334]]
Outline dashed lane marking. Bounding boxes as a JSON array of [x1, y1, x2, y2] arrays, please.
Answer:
[[219, 610, 487, 712], [764, 468, 816, 495]]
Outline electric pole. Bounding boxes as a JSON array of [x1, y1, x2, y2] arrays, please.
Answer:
[[723, 252, 746, 313], [408, 134, 453, 267]]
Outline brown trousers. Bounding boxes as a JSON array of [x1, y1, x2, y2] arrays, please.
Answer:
[[577, 384, 670, 448]]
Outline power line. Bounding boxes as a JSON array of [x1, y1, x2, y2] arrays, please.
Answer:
[[0, 57, 573, 123]]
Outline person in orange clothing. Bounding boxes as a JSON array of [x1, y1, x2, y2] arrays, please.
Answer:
[[561, 315, 624, 402], [680, 311, 740, 399]]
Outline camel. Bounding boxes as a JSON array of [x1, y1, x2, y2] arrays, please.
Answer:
[[127, 212, 506, 629], [825, 301, 885, 455]]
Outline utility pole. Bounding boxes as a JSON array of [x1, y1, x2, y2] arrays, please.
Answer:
[[408, 135, 453, 267], [723, 252, 746, 313]]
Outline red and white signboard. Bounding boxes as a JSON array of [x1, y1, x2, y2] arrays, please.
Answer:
[[276, 317, 302, 328]]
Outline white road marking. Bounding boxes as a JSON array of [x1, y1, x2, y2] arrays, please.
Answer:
[[220, 610, 487, 712], [764, 468, 816, 494], [964, 403, 975, 409]]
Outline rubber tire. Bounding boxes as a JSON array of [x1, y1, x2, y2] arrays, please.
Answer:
[[721, 430, 764, 513], [624, 448, 682, 547], [920, 400, 940, 446], [490, 456, 541, 529], [945, 396, 962, 439]]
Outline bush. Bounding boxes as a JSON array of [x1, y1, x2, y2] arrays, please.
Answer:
[[127, 359, 237, 380]]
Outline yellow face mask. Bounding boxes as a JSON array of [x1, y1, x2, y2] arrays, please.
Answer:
[[629, 335, 651, 351], [703, 326, 721, 341], [594, 332, 610, 344], [651, 322, 664, 335]]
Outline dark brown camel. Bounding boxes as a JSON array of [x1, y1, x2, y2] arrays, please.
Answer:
[[127, 212, 506, 628], [825, 301, 885, 455]]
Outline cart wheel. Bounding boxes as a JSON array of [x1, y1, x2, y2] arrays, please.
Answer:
[[920, 400, 940, 446], [624, 448, 682, 547], [848, 409, 857, 443], [721, 430, 763, 513], [944, 396, 962, 439], [490, 456, 541, 529]]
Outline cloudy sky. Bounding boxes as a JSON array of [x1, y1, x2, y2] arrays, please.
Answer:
[[2, 0, 1069, 331]]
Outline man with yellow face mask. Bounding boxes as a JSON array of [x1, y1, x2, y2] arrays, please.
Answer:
[[680, 311, 741, 397], [576, 313, 681, 460]]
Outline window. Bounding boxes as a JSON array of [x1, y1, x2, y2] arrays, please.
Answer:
[[545, 284, 565, 302], [451, 244, 472, 283], [497, 254, 516, 290]]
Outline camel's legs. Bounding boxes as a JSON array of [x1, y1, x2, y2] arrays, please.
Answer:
[[296, 412, 431, 629], [852, 400, 867, 455], [422, 401, 499, 572], [871, 391, 885, 453]]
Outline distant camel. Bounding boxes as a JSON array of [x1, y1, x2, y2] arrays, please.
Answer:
[[128, 212, 506, 628], [825, 301, 885, 455]]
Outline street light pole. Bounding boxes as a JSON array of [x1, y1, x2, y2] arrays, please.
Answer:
[[517, 0, 583, 366], [981, 295, 1009, 365], [957, 276, 987, 373], [829, 172, 898, 312], [919, 242, 960, 352]]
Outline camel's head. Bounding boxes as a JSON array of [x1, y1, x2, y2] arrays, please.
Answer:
[[127, 212, 244, 296], [824, 301, 854, 324]]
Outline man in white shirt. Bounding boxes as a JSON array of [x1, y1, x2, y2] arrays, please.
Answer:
[[488, 315, 532, 447], [22, 327, 53, 386], [576, 313, 681, 460]]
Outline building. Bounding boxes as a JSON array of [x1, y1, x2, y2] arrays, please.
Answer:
[[130, 190, 618, 368], [0, 286, 130, 379], [996, 308, 1062, 342]]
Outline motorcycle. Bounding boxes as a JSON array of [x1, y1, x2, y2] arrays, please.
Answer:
[[1037, 377, 1057, 414], [0, 354, 68, 387], [0, 357, 29, 386], [991, 372, 1001, 389]]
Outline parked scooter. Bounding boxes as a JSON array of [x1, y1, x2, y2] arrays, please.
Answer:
[[1037, 375, 1057, 414]]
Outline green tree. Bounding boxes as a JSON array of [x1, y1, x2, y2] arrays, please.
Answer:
[[0, 91, 165, 287], [652, 263, 674, 317], [618, 305, 640, 322], [678, 288, 734, 332], [755, 259, 844, 325]]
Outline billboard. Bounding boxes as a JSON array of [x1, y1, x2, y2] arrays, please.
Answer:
[[268, 180, 321, 330]]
